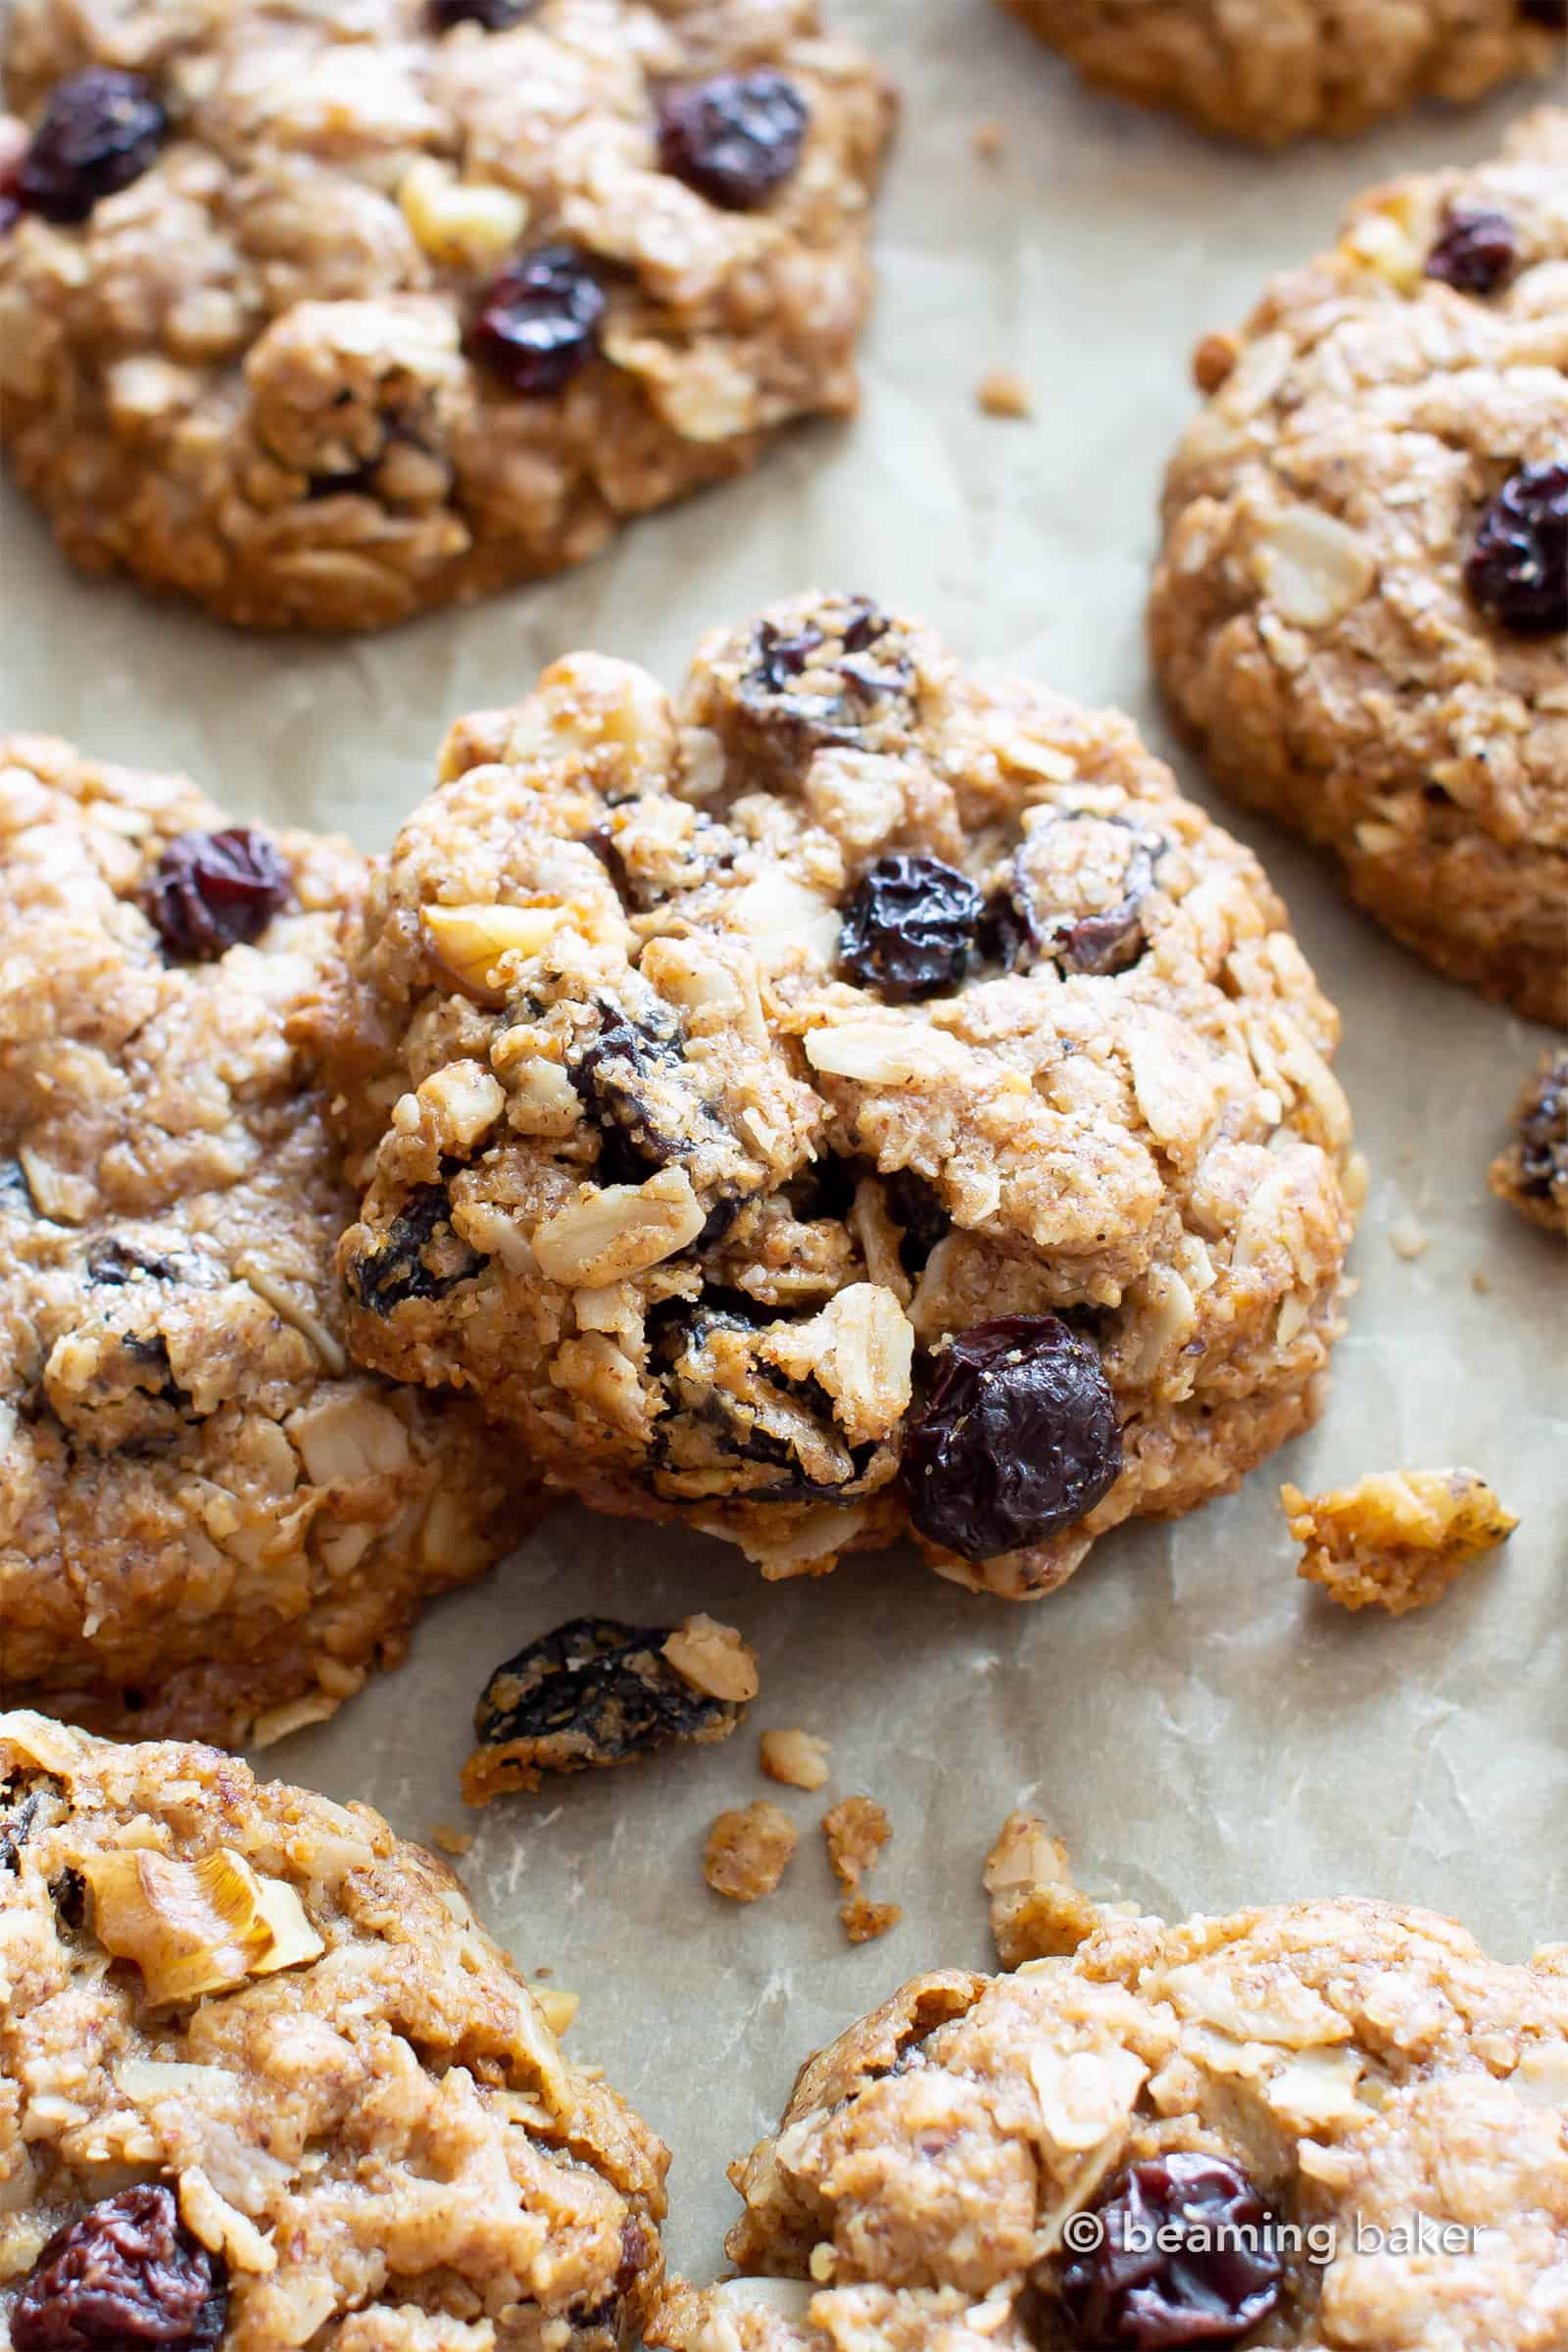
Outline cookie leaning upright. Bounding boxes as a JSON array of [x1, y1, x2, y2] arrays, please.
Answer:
[[995, 0, 1566, 145], [318, 595, 1356, 1600], [0, 0, 894, 632], [1151, 109, 1568, 1027], [0, 1710, 667, 2349], [0, 737, 526, 1746]]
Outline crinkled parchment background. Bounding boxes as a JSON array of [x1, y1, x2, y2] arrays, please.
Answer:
[[3, 2, 1566, 2284]]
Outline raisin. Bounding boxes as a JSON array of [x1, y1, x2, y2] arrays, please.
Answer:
[[86, 1240, 181, 1286], [51, 1867, 87, 1929], [1519, 0, 1566, 24], [16, 69, 167, 225], [0, 1788, 41, 1874], [1464, 461, 1568, 636], [1055, 2153, 1285, 2348], [429, 0, 532, 24], [13, 2183, 227, 2352], [464, 1617, 742, 1799], [741, 597, 914, 750], [139, 828, 290, 961], [883, 1167, 951, 1276], [347, 1178, 484, 1315], [902, 1316, 1121, 1560], [1515, 1053, 1568, 1200], [839, 855, 983, 1001], [567, 1002, 688, 1185], [1424, 206, 1518, 297], [469, 244, 606, 395], [1054, 839, 1159, 976], [658, 70, 808, 210]]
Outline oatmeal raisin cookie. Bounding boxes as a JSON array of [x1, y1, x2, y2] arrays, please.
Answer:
[[0, 1709, 666, 2351], [1151, 110, 1568, 1025], [0, 734, 525, 1746], [0, 0, 894, 630], [318, 594, 1358, 1599]]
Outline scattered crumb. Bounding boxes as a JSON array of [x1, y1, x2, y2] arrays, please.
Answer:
[[428, 1822, 473, 1858], [1389, 1215, 1431, 1261], [1471, 1268, 1491, 1295], [976, 367, 1032, 419], [1284, 1471, 1518, 1616], [663, 1614, 759, 1703], [760, 1727, 831, 1791], [972, 119, 1005, 159], [822, 1795, 900, 1944], [1192, 329, 1239, 397], [984, 1810, 1103, 1969], [704, 1800, 799, 1903]]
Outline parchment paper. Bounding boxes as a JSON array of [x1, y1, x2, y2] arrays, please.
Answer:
[[3, 5, 1565, 2282]]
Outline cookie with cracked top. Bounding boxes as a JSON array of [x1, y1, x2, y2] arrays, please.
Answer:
[[996, 0, 1566, 144], [1151, 111, 1568, 1028], [317, 594, 1358, 1601], [0, 734, 528, 1745], [0, 1708, 666, 2350], [0, 0, 893, 630]]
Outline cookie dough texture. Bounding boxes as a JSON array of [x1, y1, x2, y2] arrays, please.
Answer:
[[652, 1880, 1568, 2352], [0, 0, 894, 631], [0, 735, 522, 1747], [0, 1710, 667, 2350], [997, 0, 1567, 144], [1151, 111, 1568, 1026], [318, 596, 1357, 1600]]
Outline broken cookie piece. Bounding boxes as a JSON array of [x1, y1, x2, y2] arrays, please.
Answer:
[[984, 1807, 1107, 1969], [462, 1614, 756, 1805], [822, 1794, 900, 1944], [1284, 1469, 1519, 1614], [1492, 1049, 1568, 1238], [704, 1801, 799, 1903]]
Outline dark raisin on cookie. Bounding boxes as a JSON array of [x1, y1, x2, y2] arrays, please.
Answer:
[[1514, 1053, 1568, 1200], [883, 1166, 951, 1276], [567, 1002, 689, 1185], [0, 1787, 42, 1875], [658, 70, 809, 211], [346, 1177, 485, 1315], [902, 1316, 1122, 1560], [741, 597, 915, 749], [15, 69, 166, 225], [1054, 2154, 1285, 2349], [1424, 206, 1518, 297], [1518, 0, 1567, 25], [465, 1616, 743, 1795], [12, 2182, 228, 2352], [139, 827, 291, 961], [51, 1866, 88, 1930], [1463, 461, 1568, 636], [839, 855, 983, 1001], [1054, 832, 1161, 978], [468, 245, 607, 396], [429, 0, 533, 26]]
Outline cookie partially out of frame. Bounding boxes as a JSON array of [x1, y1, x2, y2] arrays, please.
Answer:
[[653, 1848, 1568, 2352], [0, 0, 894, 631], [1151, 111, 1568, 1026], [0, 1709, 667, 2352], [0, 735, 527, 1746], [316, 593, 1357, 1601], [996, 0, 1566, 145]]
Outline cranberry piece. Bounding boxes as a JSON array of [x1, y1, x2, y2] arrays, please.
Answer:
[[13, 2183, 227, 2351], [1056, 2153, 1284, 2349], [1518, 0, 1566, 25], [902, 1316, 1121, 1560], [658, 69, 808, 210], [140, 827, 291, 960], [1464, 462, 1568, 636], [1424, 206, 1518, 296], [429, 0, 532, 24], [840, 854, 983, 1001], [469, 244, 606, 395], [15, 69, 166, 224]]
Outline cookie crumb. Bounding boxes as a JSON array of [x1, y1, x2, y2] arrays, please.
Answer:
[[760, 1727, 831, 1790], [1192, 330, 1239, 395], [1389, 1215, 1431, 1260], [428, 1822, 473, 1858], [972, 120, 1005, 159], [984, 1809, 1105, 1968], [704, 1801, 799, 1902], [822, 1795, 900, 1943], [1490, 1050, 1568, 1239], [663, 1614, 760, 1703], [1284, 1470, 1518, 1615], [976, 367, 1032, 419]]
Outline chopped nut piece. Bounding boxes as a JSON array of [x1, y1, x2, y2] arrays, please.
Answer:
[[704, 1801, 799, 1902], [1284, 1470, 1519, 1615], [822, 1795, 899, 1944], [662, 1615, 760, 1703], [421, 901, 569, 1003], [976, 367, 1032, 419], [760, 1728, 831, 1791], [984, 1810, 1107, 1969], [80, 1847, 323, 2005]]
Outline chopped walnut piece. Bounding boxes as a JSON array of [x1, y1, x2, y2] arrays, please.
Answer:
[[760, 1727, 831, 1791], [662, 1615, 760, 1703], [1284, 1470, 1519, 1615], [704, 1801, 799, 1903], [985, 1809, 1106, 1969], [976, 367, 1032, 419], [822, 1795, 900, 1944]]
